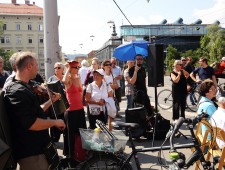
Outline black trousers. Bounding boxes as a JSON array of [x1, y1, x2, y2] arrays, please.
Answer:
[[89, 111, 106, 129], [64, 109, 87, 158], [50, 113, 64, 142], [172, 97, 186, 120]]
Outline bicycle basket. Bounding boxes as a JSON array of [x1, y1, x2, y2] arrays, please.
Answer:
[[79, 128, 128, 152]]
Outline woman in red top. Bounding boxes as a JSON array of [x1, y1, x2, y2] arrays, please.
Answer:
[[62, 60, 87, 164]]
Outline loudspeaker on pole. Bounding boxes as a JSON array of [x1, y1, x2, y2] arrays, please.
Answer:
[[147, 44, 164, 87]]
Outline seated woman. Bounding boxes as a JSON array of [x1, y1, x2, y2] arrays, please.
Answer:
[[85, 69, 115, 131]]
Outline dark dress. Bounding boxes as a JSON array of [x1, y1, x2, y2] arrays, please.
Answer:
[[171, 70, 187, 120]]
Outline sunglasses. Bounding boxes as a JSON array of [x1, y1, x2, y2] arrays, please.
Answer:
[[177, 64, 182, 66], [71, 66, 80, 69], [105, 64, 112, 66], [54, 67, 61, 69], [182, 60, 186, 61], [136, 58, 143, 61]]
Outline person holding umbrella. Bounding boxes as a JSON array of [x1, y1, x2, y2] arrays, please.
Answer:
[[128, 54, 153, 117]]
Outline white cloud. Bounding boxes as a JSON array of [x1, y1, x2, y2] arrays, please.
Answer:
[[193, 0, 225, 27]]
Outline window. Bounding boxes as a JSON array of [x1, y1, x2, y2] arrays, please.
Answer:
[[0, 37, 5, 43], [16, 36, 21, 44], [39, 36, 43, 43], [28, 37, 32, 44], [16, 24, 20, 30], [3, 24, 6, 30], [5, 37, 10, 43], [39, 49, 44, 55], [28, 24, 32, 30], [38, 24, 43, 31]]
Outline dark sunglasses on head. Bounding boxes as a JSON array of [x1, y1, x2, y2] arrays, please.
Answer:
[[136, 58, 143, 61], [71, 66, 80, 69], [54, 67, 61, 69], [105, 64, 112, 66]]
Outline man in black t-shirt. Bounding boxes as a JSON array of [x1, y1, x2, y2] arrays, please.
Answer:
[[4, 51, 65, 170], [190, 57, 218, 88], [129, 54, 153, 117]]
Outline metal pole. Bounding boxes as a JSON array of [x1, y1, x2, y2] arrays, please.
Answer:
[[43, 0, 60, 79]]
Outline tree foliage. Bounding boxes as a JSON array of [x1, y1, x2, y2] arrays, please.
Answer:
[[165, 24, 225, 73], [0, 49, 13, 72], [166, 45, 180, 71], [0, 20, 3, 35], [200, 24, 225, 63]]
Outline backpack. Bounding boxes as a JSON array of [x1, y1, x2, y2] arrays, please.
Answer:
[[210, 61, 220, 72]]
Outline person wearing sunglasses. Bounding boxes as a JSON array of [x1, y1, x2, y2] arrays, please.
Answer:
[[62, 60, 87, 165], [47, 62, 65, 143], [102, 60, 119, 119], [48, 62, 65, 88], [128, 54, 153, 117], [171, 60, 189, 123]]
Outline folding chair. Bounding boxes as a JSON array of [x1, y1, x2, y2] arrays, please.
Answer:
[[206, 126, 225, 170], [194, 119, 214, 170]]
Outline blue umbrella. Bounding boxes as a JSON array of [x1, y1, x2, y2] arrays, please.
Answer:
[[113, 40, 149, 61]]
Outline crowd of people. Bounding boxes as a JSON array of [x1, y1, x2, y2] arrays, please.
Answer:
[[0, 51, 154, 169], [1, 51, 225, 169], [170, 55, 225, 150]]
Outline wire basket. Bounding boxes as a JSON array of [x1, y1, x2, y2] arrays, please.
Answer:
[[79, 128, 128, 152]]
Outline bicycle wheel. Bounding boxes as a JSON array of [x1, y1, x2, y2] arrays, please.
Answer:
[[157, 89, 173, 110], [81, 153, 132, 170], [186, 91, 200, 112]]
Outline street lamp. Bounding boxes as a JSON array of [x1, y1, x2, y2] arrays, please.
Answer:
[[90, 35, 95, 41], [107, 20, 117, 37]]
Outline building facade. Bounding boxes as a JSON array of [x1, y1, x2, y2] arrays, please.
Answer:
[[0, 0, 45, 74], [120, 18, 218, 52]]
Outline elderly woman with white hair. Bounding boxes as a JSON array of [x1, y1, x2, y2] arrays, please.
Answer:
[[79, 59, 89, 86], [170, 60, 189, 122]]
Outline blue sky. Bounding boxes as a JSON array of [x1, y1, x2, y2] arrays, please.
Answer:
[[1, 0, 225, 54]]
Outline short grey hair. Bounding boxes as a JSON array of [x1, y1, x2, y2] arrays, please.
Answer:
[[218, 96, 225, 105], [54, 62, 64, 69], [81, 59, 89, 67]]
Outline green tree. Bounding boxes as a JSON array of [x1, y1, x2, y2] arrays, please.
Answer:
[[0, 20, 13, 72], [180, 49, 202, 67], [200, 24, 225, 63], [0, 49, 13, 72], [0, 20, 3, 35], [166, 44, 180, 71]]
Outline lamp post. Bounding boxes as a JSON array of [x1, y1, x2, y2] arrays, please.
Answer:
[[107, 20, 117, 37], [90, 35, 95, 41]]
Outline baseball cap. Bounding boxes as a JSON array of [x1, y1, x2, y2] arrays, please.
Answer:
[[222, 57, 225, 61], [68, 60, 79, 67], [93, 69, 105, 76]]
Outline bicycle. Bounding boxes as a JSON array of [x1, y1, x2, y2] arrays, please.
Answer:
[[80, 113, 217, 170], [157, 82, 201, 112]]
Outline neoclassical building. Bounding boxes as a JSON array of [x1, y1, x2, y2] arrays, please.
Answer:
[[0, 0, 45, 74]]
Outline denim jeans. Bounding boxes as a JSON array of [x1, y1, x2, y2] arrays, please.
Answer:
[[126, 95, 134, 109]]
